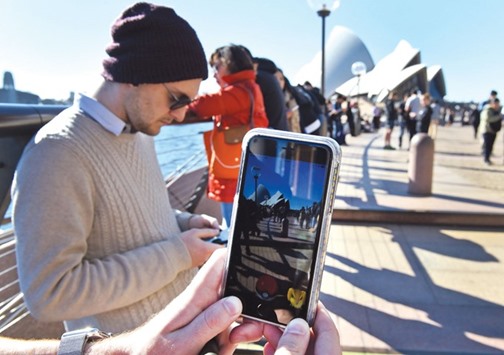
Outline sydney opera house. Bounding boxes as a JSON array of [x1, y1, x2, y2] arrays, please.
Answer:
[[2, 25, 446, 110], [295, 25, 446, 104]]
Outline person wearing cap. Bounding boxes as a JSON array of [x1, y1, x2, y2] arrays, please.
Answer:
[[11, 2, 222, 334], [478, 90, 498, 112], [480, 97, 502, 165], [477, 90, 499, 151]]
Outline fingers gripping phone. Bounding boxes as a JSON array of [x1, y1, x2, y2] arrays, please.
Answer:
[[221, 128, 341, 327]]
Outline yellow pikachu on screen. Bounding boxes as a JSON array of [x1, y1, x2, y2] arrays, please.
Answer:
[[287, 287, 306, 309]]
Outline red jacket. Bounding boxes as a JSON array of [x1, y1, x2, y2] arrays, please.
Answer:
[[188, 70, 269, 203]]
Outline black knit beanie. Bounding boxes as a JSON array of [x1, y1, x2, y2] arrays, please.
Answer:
[[102, 2, 208, 84]]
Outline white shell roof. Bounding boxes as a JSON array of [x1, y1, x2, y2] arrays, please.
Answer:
[[296, 26, 446, 101], [294, 26, 375, 97]]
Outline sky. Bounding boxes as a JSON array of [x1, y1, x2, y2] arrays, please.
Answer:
[[242, 153, 327, 210], [1, 0, 503, 103]]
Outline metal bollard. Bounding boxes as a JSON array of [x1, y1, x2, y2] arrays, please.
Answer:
[[408, 133, 434, 195]]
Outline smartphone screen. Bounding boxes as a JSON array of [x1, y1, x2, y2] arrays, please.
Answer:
[[223, 132, 335, 326]]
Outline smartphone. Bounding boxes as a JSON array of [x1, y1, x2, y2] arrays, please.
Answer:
[[221, 128, 341, 327], [205, 229, 229, 245]]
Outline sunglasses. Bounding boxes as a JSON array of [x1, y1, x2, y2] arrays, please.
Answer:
[[163, 84, 193, 111]]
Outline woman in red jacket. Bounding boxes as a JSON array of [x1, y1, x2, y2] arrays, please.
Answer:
[[187, 45, 268, 228]]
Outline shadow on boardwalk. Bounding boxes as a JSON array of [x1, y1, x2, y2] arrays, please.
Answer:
[[323, 222, 504, 354]]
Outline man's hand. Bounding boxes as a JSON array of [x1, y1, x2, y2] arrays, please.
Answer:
[[261, 302, 341, 355], [91, 249, 263, 355], [188, 213, 220, 230], [80, 250, 342, 355], [180, 228, 222, 267]]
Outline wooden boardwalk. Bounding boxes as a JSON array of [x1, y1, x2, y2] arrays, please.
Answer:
[[323, 124, 504, 354]]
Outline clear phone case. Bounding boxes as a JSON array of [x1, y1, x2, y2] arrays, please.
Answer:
[[221, 128, 341, 327]]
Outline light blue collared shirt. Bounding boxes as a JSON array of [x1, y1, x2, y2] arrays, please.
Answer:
[[75, 93, 130, 135]]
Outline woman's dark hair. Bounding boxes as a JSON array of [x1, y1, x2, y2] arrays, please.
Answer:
[[282, 73, 294, 94], [209, 44, 254, 74]]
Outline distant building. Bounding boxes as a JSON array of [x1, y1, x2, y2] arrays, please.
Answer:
[[0, 71, 41, 104], [295, 26, 375, 98], [296, 26, 446, 102]]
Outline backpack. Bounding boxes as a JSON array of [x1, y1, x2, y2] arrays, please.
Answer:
[[489, 117, 502, 132], [291, 85, 321, 134]]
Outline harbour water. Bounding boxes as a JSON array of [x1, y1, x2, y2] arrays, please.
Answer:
[[155, 121, 213, 178]]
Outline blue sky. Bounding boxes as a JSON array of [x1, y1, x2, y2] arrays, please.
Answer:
[[1, 0, 502, 102], [242, 152, 327, 210]]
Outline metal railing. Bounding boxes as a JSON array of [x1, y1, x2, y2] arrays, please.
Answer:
[[0, 104, 69, 222], [0, 229, 28, 333]]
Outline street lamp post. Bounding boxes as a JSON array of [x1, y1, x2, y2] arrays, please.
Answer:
[[309, 0, 340, 98], [317, 5, 330, 98], [351, 61, 367, 90], [351, 61, 367, 135], [252, 166, 261, 206]]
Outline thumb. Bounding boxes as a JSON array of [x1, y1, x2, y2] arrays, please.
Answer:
[[275, 318, 310, 355], [169, 296, 242, 354]]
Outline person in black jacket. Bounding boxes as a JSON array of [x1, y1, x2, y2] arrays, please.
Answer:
[[303, 81, 329, 136], [398, 93, 409, 148], [417, 93, 433, 134], [254, 57, 289, 131], [384, 91, 398, 149], [239, 46, 288, 131], [281, 84, 321, 135]]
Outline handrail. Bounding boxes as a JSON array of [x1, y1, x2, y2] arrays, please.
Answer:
[[0, 104, 68, 221], [165, 149, 206, 187], [0, 229, 23, 333], [0, 294, 28, 333], [0, 104, 68, 137]]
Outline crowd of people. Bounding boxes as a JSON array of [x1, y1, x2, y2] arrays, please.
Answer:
[[376, 89, 438, 150], [369, 88, 502, 162]]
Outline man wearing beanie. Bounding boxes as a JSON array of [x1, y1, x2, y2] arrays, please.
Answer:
[[12, 2, 222, 334]]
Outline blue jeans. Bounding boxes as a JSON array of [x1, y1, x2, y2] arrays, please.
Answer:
[[483, 132, 497, 162], [398, 118, 406, 147], [221, 202, 234, 229]]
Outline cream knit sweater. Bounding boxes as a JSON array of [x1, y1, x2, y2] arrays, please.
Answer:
[[12, 107, 196, 333]]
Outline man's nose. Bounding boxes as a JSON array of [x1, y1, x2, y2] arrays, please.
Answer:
[[171, 107, 187, 123]]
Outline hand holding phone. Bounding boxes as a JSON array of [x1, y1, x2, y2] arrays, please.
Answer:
[[204, 229, 229, 245], [221, 129, 341, 327]]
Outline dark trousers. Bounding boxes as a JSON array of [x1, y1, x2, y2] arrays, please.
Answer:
[[329, 114, 346, 144], [407, 119, 417, 141], [472, 117, 480, 139], [372, 116, 381, 130], [398, 118, 406, 147], [483, 132, 497, 161]]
